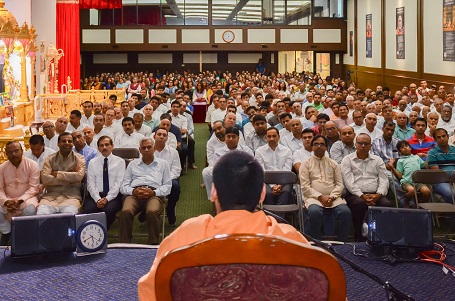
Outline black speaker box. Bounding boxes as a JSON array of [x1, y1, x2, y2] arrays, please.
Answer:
[[11, 213, 76, 258], [367, 207, 433, 250]]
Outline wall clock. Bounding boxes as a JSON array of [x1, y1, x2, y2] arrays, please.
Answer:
[[222, 30, 235, 43]]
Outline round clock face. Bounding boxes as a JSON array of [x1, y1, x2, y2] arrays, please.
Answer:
[[222, 30, 235, 43], [77, 220, 107, 252]]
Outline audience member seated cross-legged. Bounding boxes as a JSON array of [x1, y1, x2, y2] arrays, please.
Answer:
[[0, 142, 40, 246], [38, 132, 86, 215], [119, 137, 172, 244], [84, 136, 125, 230], [300, 135, 351, 242], [341, 133, 392, 241], [138, 151, 308, 301]]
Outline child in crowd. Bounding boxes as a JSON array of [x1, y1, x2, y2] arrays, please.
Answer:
[[388, 140, 431, 207]]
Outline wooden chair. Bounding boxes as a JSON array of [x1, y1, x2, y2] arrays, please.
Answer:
[[412, 170, 455, 226], [155, 233, 346, 301], [262, 171, 305, 232]]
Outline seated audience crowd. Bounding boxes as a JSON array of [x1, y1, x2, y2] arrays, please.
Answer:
[[0, 69, 454, 247]]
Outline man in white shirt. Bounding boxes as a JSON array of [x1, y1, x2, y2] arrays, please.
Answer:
[[114, 117, 145, 149], [84, 136, 125, 230], [66, 110, 87, 133], [104, 108, 121, 136], [153, 128, 181, 225], [293, 128, 316, 173], [113, 107, 123, 126], [255, 127, 293, 208], [66, 110, 86, 133], [210, 96, 228, 126], [280, 118, 303, 152], [133, 113, 152, 137], [206, 121, 226, 167], [43, 120, 59, 151], [180, 100, 194, 139], [349, 110, 365, 131], [127, 96, 141, 118], [341, 133, 391, 241], [93, 114, 114, 141], [119, 137, 172, 244], [202, 127, 253, 200], [55, 116, 69, 136], [82, 126, 98, 149], [81, 101, 95, 126], [437, 106, 455, 136], [24, 134, 56, 170], [355, 113, 382, 141]]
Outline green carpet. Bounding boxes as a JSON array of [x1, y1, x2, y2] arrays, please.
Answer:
[[108, 123, 211, 244]]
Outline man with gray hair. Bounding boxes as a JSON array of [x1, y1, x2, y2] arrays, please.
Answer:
[[119, 137, 172, 244]]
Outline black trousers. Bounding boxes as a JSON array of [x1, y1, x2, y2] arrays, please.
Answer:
[[82, 194, 123, 230], [345, 192, 392, 241], [166, 179, 181, 224]]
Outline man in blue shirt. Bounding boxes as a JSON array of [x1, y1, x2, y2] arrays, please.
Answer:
[[72, 131, 98, 170]]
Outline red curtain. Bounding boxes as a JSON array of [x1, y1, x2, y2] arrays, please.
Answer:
[[80, 0, 122, 9], [56, 0, 80, 91]]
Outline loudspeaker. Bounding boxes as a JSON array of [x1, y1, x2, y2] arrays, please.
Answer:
[[11, 213, 76, 258], [367, 207, 433, 250]]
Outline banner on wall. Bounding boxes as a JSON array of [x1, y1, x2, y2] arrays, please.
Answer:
[[349, 31, 353, 57], [396, 7, 405, 59], [366, 14, 372, 58], [443, 0, 455, 61]]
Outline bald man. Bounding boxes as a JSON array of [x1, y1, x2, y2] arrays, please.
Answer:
[[355, 113, 383, 141]]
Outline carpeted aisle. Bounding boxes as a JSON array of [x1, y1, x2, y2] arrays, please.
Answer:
[[107, 123, 212, 244]]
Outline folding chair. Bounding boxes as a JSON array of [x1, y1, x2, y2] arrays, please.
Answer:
[[262, 171, 305, 232], [155, 234, 346, 301], [412, 170, 455, 227], [112, 148, 140, 167]]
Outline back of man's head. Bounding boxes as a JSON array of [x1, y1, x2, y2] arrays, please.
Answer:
[[213, 151, 264, 212]]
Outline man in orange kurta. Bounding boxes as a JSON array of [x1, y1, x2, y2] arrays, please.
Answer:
[[0, 142, 40, 245], [138, 151, 308, 301]]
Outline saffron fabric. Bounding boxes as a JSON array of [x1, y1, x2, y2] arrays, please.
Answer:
[[138, 210, 308, 301]]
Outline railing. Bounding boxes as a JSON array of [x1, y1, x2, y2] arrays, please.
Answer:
[[35, 88, 126, 119]]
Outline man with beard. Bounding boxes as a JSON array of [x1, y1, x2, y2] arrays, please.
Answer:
[[330, 126, 356, 164], [246, 115, 268, 153], [437, 106, 455, 135]]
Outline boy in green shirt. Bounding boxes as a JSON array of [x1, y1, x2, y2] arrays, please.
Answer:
[[388, 140, 431, 207]]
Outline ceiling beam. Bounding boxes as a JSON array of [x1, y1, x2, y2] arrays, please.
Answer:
[[226, 0, 250, 21], [166, 0, 183, 18]]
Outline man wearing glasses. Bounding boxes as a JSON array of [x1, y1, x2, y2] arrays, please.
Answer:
[[119, 137, 172, 244], [341, 133, 391, 241], [43, 121, 59, 151]]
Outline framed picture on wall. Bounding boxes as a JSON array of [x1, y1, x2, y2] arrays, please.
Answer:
[[396, 7, 405, 59], [366, 14, 373, 58], [443, 0, 455, 61]]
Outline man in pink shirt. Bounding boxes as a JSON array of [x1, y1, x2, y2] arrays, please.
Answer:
[[0, 141, 40, 245], [138, 151, 307, 300]]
